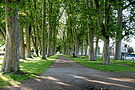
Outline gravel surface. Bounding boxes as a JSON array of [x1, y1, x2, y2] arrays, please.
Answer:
[[1, 56, 135, 90]]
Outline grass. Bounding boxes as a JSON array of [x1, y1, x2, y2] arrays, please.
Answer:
[[63, 54, 135, 72], [0, 55, 57, 88]]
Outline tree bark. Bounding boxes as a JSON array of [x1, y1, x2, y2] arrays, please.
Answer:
[[41, 0, 47, 59], [114, 3, 123, 60], [84, 40, 88, 56], [33, 0, 41, 56], [47, 0, 53, 56], [95, 37, 99, 58], [114, 39, 122, 60], [88, 22, 95, 61], [81, 42, 84, 56], [72, 29, 77, 57], [20, 28, 25, 59], [88, 25, 95, 61], [32, 26, 39, 56], [26, 25, 31, 58], [2, 2, 20, 73], [86, 0, 95, 61], [103, 37, 110, 64]]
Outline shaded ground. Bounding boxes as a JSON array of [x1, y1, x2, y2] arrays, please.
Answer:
[[1, 56, 135, 90]]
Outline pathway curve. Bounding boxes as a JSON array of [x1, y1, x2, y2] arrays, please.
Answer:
[[1, 56, 135, 90]]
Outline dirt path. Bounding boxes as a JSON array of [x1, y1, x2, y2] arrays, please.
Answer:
[[1, 56, 135, 90]]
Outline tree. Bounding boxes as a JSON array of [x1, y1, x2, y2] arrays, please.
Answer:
[[20, 28, 25, 59], [41, 0, 47, 59], [93, 0, 114, 64], [114, 0, 135, 60], [2, 0, 20, 73], [86, 0, 95, 61]]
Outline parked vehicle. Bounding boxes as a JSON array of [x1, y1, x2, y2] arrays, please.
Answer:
[[126, 54, 135, 60]]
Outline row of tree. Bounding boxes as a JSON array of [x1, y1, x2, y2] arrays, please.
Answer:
[[0, 0, 135, 73], [61, 0, 135, 64]]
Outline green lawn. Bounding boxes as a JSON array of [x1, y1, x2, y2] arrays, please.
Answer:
[[63, 54, 135, 72], [0, 55, 57, 88]]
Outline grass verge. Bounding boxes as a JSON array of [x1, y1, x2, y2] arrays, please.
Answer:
[[63, 54, 135, 72], [0, 55, 57, 88]]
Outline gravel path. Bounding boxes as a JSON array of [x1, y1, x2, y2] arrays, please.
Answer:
[[1, 56, 135, 90]]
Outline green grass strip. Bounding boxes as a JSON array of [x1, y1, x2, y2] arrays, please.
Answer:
[[63, 54, 135, 72], [0, 55, 57, 88]]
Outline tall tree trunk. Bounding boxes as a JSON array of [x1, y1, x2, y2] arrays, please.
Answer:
[[84, 40, 88, 56], [86, 0, 95, 61], [63, 30, 66, 54], [76, 41, 79, 56], [88, 23, 95, 61], [26, 25, 31, 58], [114, 4, 123, 60], [32, 26, 39, 56], [81, 42, 84, 56], [33, 0, 41, 56], [115, 39, 122, 60], [52, 27, 57, 55], [95, 37, 99, 58], [2, 3, 20, 73], [103, 0, 111, 64], [103, 37, 110, 64], [47, 0, 53, 56], [42, 0, 47, 59], [20, 28, 25, 59], [72, 29, 77, 57]]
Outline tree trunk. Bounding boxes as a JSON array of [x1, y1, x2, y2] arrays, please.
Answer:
[[72, 29, 77, 57], [20, 28, 25, 59], [33, 0, 41, 56], [88, 23, 95, 61], [47, 0, 53, 56], [114, 4, 123, 60], [2, 4, 20, 73], [32, 26, 39, 57], [41, 0, 47, 59], [84, 40, 88, 56], [81, 42, 84, 56], [76, 41, 79, 56], [103, 37, 110, 64], [114, 39, 122, 60], [86, 0, 95, 61], [52, 27, 57, 55], [95, 37, 99, 58], [26, 25, 31, 58], [63, 30, 66, 54]]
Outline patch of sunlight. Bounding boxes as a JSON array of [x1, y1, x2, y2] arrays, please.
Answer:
[[48, 58, 57, 61], [35, 76, 59, 81], [0, 73, 21, 86], [35, 78, 42, 82], [25, 57, 41, 61], [71, 75, 134, 89], [0, 56, 4, 60], [55, 82, 71, 86], [109, 78, 135, 83], [92, 75, 135, 83], [72, 75, 85, 79], [0, 56, 3, 64], [45, 76, 59, 81]]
